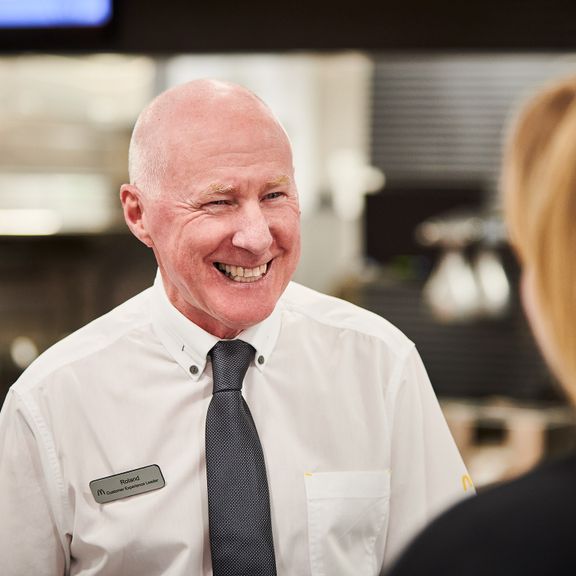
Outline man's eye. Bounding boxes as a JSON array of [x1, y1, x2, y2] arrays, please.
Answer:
[[263, 192, 284, 201], [207, 200, 230, 206]]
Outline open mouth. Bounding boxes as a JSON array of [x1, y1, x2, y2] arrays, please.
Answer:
[[214, 261, 270, 283]]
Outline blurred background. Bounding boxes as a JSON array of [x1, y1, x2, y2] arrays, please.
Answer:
[[2, 0, 576, 489]]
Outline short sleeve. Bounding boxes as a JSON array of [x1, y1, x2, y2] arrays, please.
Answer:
[[383, 345, 474, 568], [0, 390, 67, 576]]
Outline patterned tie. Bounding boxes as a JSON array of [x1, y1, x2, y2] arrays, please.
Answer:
[[206, 339, 277, 576]]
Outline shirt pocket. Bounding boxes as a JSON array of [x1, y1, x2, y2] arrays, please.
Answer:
[[304, 470, 391, 576]]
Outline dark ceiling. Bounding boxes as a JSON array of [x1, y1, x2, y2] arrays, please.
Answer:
[[1, 0, 576, 53]]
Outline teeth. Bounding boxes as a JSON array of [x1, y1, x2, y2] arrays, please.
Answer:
[[216, 262, 269, 282]]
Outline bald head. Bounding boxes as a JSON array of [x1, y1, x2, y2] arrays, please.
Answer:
[[128, 79, 290, 196]]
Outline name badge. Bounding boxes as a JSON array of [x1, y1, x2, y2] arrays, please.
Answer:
[[90, 464, 165, 504]]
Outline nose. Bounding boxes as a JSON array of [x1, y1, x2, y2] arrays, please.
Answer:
[[231, 203, 273, 255]]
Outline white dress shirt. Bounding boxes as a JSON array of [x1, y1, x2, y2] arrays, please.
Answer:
[[0, 273, 472, 576]]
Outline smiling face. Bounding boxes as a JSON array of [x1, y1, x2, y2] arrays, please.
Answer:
[[121, 81, 301, 339]]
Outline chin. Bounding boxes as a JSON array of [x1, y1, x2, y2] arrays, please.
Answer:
[[219, 302, 276, 332]]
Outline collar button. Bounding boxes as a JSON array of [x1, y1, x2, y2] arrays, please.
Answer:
[[189, 365, 199, 375]]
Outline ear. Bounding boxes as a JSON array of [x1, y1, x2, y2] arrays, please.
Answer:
[[120, 184, 153, 247]]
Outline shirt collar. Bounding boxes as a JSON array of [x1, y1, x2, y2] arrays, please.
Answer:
[[150, 270, 281, 382]]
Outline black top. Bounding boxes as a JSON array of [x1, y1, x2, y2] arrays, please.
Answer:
[[386, 452, 576, 576]]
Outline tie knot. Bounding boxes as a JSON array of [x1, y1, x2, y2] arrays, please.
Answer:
[[209, 340, 255, 394]]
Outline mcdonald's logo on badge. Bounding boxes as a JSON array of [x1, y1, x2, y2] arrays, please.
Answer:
[[97, 489, 106, 496]]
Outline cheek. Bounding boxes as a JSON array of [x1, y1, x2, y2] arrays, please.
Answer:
[[520, 272, 532, 315], [154, 214, 215, 255], [521, 271, 541, 334], [275, 207, 301, 242], [521, 271, 556, 368]]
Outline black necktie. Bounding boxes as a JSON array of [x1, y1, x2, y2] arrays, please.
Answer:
[[205, 339, 277, 576]]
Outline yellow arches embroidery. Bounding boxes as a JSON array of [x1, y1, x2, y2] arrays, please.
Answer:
[[461, 474, 474, 492]]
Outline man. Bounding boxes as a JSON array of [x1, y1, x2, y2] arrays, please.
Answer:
[[0, 79, 471, 575]]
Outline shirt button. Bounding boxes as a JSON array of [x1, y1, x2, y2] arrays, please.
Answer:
[[257, 355, 265, 365], [189, 365, 199, 375]]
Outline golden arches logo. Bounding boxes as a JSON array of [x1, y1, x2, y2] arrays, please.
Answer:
[[461, 474, 474, 492]]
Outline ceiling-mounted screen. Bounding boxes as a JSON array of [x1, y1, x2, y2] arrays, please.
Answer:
[[0, 0, 112, 29], [0, 0, 114, 51]]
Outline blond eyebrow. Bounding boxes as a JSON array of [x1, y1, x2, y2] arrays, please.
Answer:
[[203, 183, 235, 195], [267, 174, 291, 187], [200, 175, 292, 197]]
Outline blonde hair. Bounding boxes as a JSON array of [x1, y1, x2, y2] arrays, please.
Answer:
[[504, 76, 576, 402]]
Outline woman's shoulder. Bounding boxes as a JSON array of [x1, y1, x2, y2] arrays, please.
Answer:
[[387, 451, 576, 576]]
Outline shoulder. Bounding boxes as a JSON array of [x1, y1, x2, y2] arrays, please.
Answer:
[[11, 287, 154, 395], [388, 452, 576, 575], [280, 281, 414, 354], [454, 451, 576, 521]]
